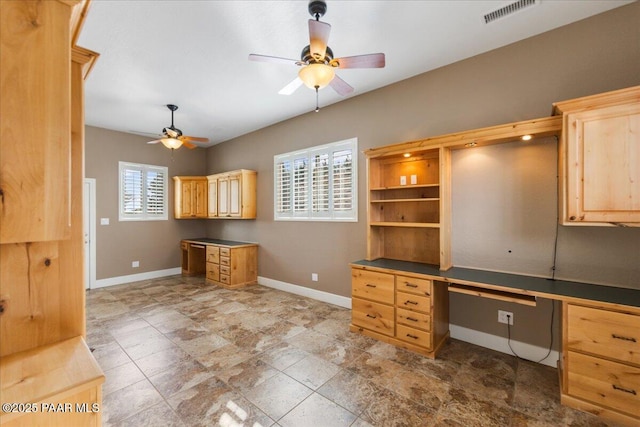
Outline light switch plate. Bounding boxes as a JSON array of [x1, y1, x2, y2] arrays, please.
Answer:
[[400, 176, 407, 186], [100, 218, 109, 225], [410, 175, 417, 185]]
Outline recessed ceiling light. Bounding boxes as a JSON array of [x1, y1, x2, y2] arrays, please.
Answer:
[[464, 142, 477, 148], [403, 153, 411, 158], [521, 134, 532, 141]]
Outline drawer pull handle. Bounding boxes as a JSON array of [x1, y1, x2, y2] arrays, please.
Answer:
[[611, 334, 637, 343], [404, 282, 418, 288], [366, 284, 377, 288], [612, 385, 637, 395], [404, 300, 418, 305], [366, 314, 377, 319], [406, 317, 418, 322], [406, 334, 419, 339]]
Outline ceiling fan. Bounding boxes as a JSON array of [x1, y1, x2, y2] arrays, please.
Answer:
[[146, 104, 209, 150], [249, 0, 385, 111]]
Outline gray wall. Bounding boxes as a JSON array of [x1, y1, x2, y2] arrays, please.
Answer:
[[86, 3, 640, 349], [85, 127, 208, 279], [203, 3, 640, 348]]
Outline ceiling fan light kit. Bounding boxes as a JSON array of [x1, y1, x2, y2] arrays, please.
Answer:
[[249, 0, 385, 110], [146, 104, 209, 150]]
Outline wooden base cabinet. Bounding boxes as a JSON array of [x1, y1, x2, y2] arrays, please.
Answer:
[[204, 243, 258, 289], [350, 266, 449, 358], [561, 302, 640, 426]]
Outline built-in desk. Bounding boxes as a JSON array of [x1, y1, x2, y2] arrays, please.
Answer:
[[351, 258, 640, 308], [181, 238, 258, 289], [350, 258, 640, 426]]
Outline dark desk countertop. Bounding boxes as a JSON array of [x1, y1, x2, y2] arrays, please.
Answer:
[[183, 237, 257, 247], [351, 258, 640, 308]]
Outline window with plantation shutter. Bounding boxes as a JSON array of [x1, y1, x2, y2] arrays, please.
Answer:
[[274, 138, 357, 221], [119, 162, 168, 221]]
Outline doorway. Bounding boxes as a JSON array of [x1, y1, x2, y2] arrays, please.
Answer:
[[83, 178, 96, 289]]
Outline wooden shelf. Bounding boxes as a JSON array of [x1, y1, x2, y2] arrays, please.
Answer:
[[370, 221, 440, 228], [371, 184, 439, 191], [371, 198, 439, 203]]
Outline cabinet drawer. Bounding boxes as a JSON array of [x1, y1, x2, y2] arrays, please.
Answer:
[[351, 269, 394, 304], [567, 304, 640, 365], [396, 324, 431, 348], [220, 266, 230, 275], [220, 247, 230, 257], [220, 256, 230, 267], [396, 307, 430, 331], [396, 275, 431, 297], [352, 298, 394, 337], [567, 351, 640, 417], [220, 274, 230, 285], [206, 246, 220, 264], [206, 263, 220, 281], [396, 291, 430, 313]]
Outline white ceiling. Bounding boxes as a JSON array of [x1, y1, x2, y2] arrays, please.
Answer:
[[78, 0, 632, 147]]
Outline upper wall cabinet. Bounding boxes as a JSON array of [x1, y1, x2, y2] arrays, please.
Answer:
[[173, 176, 208, 219], [554, 86, 640, 226], [207, 169, 257, 219], [0, 0, 73, 243]]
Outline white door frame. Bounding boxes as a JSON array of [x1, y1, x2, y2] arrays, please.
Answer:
[[84, 178, 97, 289]]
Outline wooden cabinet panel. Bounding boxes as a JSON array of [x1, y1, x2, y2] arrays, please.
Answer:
[[567, 351, 639, 418], [563, 302, 640, 425], [396, 291, 430, 314], [352, 298, 394, 336], [567, 304, 640, 365], [396, 307, 430, 331], [396, 275, 432, 297], [555, 87, 640, 225], [396, 324, 431, 348], [173, 177, 208, 218], [206, 246, 220, 264], [351, 269, 394, 303], [0, 0, 72, 243], [207, 170, 256, 219]]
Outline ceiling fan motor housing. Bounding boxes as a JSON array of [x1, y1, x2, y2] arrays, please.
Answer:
[[308, 0, 327, 19], [301, 45, 334, 64]]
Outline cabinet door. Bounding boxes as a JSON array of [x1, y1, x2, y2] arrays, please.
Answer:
[[218, 177, 229, 216], [207, 178, 217, 217], [180, 181, 194, 217], [229, 173, 242, 217], [564, 103, 640, 224], [194, 179, 207, 218]]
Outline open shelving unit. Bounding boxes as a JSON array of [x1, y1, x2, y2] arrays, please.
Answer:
[[366, 148, 447, 267]]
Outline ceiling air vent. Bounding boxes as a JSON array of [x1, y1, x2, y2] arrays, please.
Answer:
[[484, 0, 539, 24]]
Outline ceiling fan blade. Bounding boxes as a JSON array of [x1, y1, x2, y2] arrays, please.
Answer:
[[182, 141, 197, 149], [332, 53, 386, 69], [147, 139, 162, 144], [309, 19, 331, 60], [329, 75, 354, 96], [278, 77, 304, 95], [248, 54, 299, 66], [180, 135, 209, 143]]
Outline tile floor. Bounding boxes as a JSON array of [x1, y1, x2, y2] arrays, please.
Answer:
[[87, 275, 616, 427]]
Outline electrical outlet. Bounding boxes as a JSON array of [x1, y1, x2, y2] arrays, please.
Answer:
[[311, 273, 318, 282], [132, 261, 139, 268], [498, 310, 514, 325]]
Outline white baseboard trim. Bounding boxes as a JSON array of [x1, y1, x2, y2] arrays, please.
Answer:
[[93, 267, 182, 289], [450, 324, 559, 368], [258, 276, 352, 309]]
